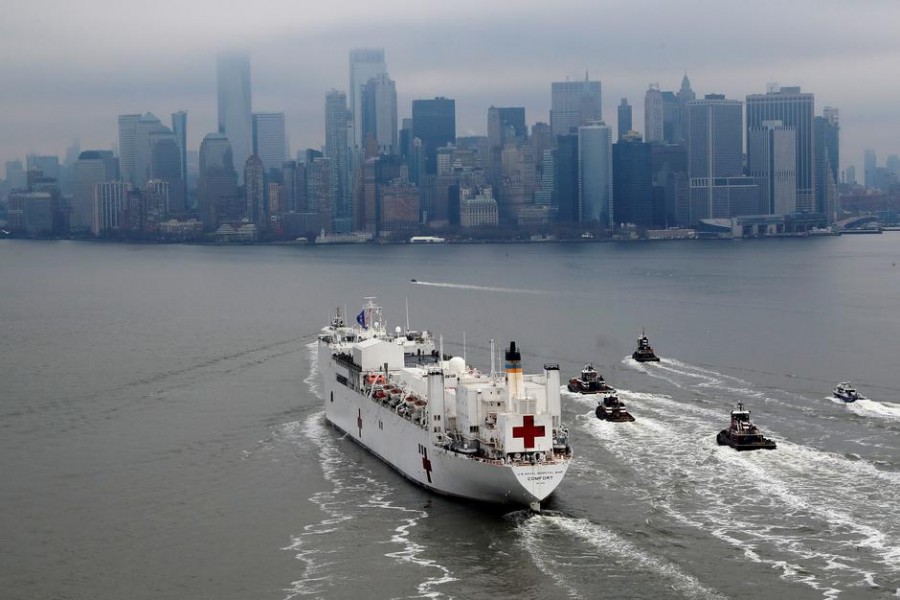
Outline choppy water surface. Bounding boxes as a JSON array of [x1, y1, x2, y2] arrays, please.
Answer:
[[2, 236, 900, 598]]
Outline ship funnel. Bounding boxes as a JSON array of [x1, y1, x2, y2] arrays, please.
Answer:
[[506, 341, 523, 401]]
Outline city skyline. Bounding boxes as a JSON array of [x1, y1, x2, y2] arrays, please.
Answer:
[[3, 0, 900, 175]]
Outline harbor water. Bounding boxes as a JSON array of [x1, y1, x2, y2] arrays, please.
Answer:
[[2, 236, 900, 599]]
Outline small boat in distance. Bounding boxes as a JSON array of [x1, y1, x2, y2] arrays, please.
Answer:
[[833, 382, 864, 402], [595, 393, 635, 422], [567, 364, 615, 394], [716, 402, 776, 451], [632, 331, 660, 362]]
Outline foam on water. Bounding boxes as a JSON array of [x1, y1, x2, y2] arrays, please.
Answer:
[[281, 344, 455, 599], [410, 280, 552, 296], [846, 398, 900, 421], [626, 356, 771, 402], [575, 387, 900, 595], [518, 514, 727, 600]]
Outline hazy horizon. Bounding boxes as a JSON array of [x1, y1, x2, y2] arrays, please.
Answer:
[[4, 0, 900, 175]]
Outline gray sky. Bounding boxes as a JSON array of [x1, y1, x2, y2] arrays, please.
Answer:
[[3, 0, 899, 176]]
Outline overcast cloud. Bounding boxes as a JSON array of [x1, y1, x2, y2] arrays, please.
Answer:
[[3, 0, 899, 174]]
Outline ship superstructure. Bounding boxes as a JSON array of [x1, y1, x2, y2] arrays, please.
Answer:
[[317, 298, 572, 510]]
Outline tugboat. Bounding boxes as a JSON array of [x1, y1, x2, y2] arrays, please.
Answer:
[[568, 364, 615, 394], [632, 331, 660, 362], [595, 393, 635, 422], [833, 382, 863, 402], [716, 402, 776, 451]]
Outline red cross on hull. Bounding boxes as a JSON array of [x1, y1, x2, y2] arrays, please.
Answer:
[[512, 415, 545, 449], [422, 449, 433, 483]]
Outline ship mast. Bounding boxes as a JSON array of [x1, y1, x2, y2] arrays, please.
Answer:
[[489, 339, 495, 378]]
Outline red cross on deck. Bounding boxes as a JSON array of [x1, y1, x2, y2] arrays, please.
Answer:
[[512, 415, 545, 449]]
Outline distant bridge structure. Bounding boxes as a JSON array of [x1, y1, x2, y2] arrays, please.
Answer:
[[835, 215, 880, 230]]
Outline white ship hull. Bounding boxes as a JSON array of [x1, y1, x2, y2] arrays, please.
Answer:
[[319, 344, 570, 506]]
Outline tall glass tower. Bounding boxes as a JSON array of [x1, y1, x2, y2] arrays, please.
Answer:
[[252, 112, 287, 176], [349, 49, 387, 150], [325, 91, 351, 231], [217, 51, 252, 184], [578, 122, 613, 226]]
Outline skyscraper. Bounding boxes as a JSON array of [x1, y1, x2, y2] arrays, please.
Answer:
[[578, 122, 613, 226], [687, 95, 753, 221], [198, 132, 238, 229], [864, 149, 877, 189], [617, 98, 632, 141], [487, 106, 527, 185], [815, 108, 839, 221], [554, 134, 579, 223], [674, 74, 696, 143], [748, 121, 797, 215], [325, 90, 351, 231], [133, 113, 169, 188], [551, 77, 602, 137], [686, 95, 743, 181], [244, 155, 265, 226], [150, 133, 184, 213], [92, 181, 130, 235], [72, 151, 118, 232], [746, 86, 815, 212], [252, 112, 287, 176], [117, 114, 140, 184], [411, 97, 456, 176], [360, 73, 398, 156], [349, 48, 387, 150], [644, 85, 664, 143], [217, 51, 252, 184], [171, 111, 188, 207], [613, 133, 655, 228]]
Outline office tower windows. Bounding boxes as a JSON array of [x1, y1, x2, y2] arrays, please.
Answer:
[[244, 155, 266, 226], [746, 86, 815, 211], [72, 151, 118, 232], [554, 134, 579, 223], [360, 73, 398, 156], [412, 97, 456, 177], [644, 85, 664, 143], [617, 98, 632, 140], [613, 134, 656, 228], [252, 112, 287, 176], [551, 77, 602, 137], [687, 94, 752, 221], [349, 48, 387, 149], [198, 133, 238, 229], [117, 114, 140, 184], [578, 122, 613, 226], [815, 109, 839, 221], [748, 121, 797, 215], [325, 91, 351, 231]]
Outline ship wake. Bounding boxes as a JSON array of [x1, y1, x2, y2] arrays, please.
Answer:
[[571, 388, 900, 596]]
